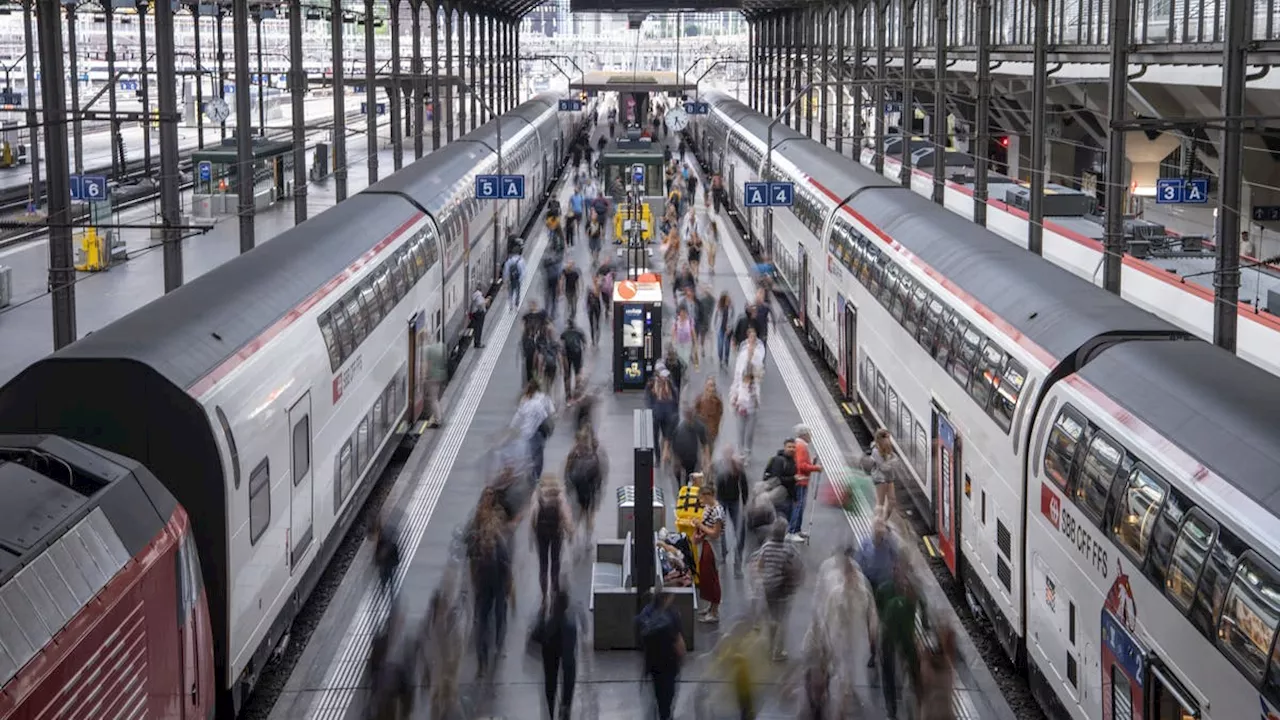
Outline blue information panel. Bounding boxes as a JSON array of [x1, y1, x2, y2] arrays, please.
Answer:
[[476, 174, 526, 200], [1156, 177, 1209, 205], [558, 98, 583, 112], [769, 182, 795, 207], [360, 102, 387, 115], [198, 161, 212, 182], [744, 182, 769, 207], [683, 101, 710, 115], [69, 175, 108, 202]]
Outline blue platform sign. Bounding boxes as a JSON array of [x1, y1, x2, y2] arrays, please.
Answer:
[[475, 174, 500, 199], [501, 174, 526, 200], [360, 102, 387, 115], [769, 182, 795, 207], [744, 182, 769, 207], [69, 175, 108, 202], [1156, 177, 1209, 205], [558, 98, 583, 112], [198, 161, 212, 182], [683, 101, 709, 115]]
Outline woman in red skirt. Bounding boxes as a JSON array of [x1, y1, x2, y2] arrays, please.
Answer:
[[696, 485, 725, 623]]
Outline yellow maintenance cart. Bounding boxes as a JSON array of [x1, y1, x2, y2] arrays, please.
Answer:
[[614, 201, 652, 243]]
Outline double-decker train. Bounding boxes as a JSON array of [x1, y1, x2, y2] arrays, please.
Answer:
[[696, 91, 1280, 720], [0, 93, 583, 716]]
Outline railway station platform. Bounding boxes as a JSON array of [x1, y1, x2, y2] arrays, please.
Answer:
[[0, 118, 459, 385], [268, 132, 1018, 720]]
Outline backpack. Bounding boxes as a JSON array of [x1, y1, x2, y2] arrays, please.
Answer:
[[508, 260, 522, 287], [535, 497, 562, 538]]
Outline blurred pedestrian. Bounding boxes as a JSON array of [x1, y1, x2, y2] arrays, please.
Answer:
[[531, 475, 575, 604], [712, 448, 749, 576], [636, 592, 687, 720], [753, 519, 804, 661], [468, 495, 514, 679], [533, 588, 579, 720], [695, 485, 725, 623]]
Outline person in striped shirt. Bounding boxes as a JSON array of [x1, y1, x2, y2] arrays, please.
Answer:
[[753, 519, 805, 661]]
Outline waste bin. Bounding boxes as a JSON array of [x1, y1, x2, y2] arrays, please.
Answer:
[[616, 485, 665, 540]]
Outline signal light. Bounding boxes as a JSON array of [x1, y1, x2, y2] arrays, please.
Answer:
[[998, 136, 1010, 148]]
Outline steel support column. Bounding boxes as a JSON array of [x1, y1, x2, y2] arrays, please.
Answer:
[[1102, 0, 1131, 290], [513, 20, 520, 106], [900, 0, 914, 187], [874, 0, 886, 175], [106, 2, 121, 175], [819, 6, 830, 145], [331, 0, 348, 200], [193, 6, 205, 149], [850, 1, 862, 157], [138, 0, 152, 176], [255, 12, 265, 133], [289, 0, 308, 223], [782, 15, 793, 125], [445, 6, 454, 142], [468, 12, 478, 132], [365, 0, 378, 184], [390, 0, 404, 170], [155, 0, 183, 291], [67, 4, 82, 173], [22, 0, 39, 207], [747, 21, 755, 109], [785, 13, 796, 128], [1215, 0, 1249, 350], [233, 0, 254, 252], [411, 0, 424, 158], [217, 9, 227, 141], [931, 0, 947, 204], [430, 2, 441, 150], [487, 14, 496, 120], [804, 7, 815, 138], [771, 15, 781, 117], [1027, 0, 1049, 254], [974, 0, 992, 226], [36, 0, 74, 347]]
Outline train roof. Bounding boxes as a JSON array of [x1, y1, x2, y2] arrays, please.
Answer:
[[25, 192, 412, 391], [849, 187, 1187, 361], [1080, 340, 1280, 526], [362, 95, 557, 214], [0, 435, 177, 687]]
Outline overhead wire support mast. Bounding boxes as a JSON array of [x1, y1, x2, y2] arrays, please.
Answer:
[[36, 0, 74, 348], [1216, 0, 1250, 352], [155, 0, 184, 292], [1103, 0, 1132, 295]]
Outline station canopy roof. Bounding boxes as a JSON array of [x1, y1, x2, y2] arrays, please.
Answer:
[[570, 70, 697, 94]]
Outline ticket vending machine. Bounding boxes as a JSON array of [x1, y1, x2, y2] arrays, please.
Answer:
[[613, 278, 664, 391]]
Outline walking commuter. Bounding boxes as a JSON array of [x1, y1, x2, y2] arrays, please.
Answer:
[[567, 188, 585, 246], [471, 288, 489, 349], [855, 518, 900, 610], [504, 252, 526, 310], [534, 588, 580, 720], [765, 439, 800, 529], [693, 377, 723, 470], [531, 475, 574, 603], [543, 255, 564, 320], [696, 285, 715, 364], [636, 592, 687, 720], [513, 380, 556, 479], [560, 319, 587, 400], [670, 404, 708, 490], [695, 485, 725, 623], [564, 426, 604, 535], [671, 306, 696, 369], [562, 260, 582, 322], [370, 508, 401, 601], [917, 625, 959, 720], [869, 428, 902, 517], [585, 275, 604, 346], [647, 365, 679, 464], [468, 498, 514, 679], [789, 425, 824, 542], [521, 301, 548, 384], [712, 448, 749, 575], [586, 209, 604, 266], [876, 559, 924, 719], [754, 519, 805, 661], [729, 370, 761, 456], [705, 218, 720, 273], [424, 338, 447, 428], [715, 293, 734, 369], [735, 326, 767, 386]]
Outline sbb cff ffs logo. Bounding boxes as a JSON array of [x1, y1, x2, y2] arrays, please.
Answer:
[[1042, 485, 1062, 529], [1041, 484, 1109, 578]]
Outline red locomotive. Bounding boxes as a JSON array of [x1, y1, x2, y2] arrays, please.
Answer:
[[0, 435, 214, 720]]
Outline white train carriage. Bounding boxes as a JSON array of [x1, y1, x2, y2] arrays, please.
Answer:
[[0, 93, 581, 716], [1025, 340, 1280, 720], [695, 91, 1280, 720]]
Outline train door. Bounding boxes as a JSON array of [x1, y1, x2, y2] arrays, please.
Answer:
[[408, 311, 426, 420], [1101, 608, 1145, 720], [176, 533, 208, 718], [553, 139, 561, 178], [932, 406, 960, 577], [840, 298, 857, 397], [287, 393, 314, 569], [727, 163, 736, 216], [798, 245, 809, 330]]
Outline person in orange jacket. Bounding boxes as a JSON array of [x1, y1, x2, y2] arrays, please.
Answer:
[[788, 424, 824, 542]]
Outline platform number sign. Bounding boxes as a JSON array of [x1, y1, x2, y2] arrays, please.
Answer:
[[769, 182, 795, 207], [558, 98, 583, 112], [683, 101, 709, 115], [1156, 177, 1209, 205], [744, 182, 769, 207], [1253, 205, 1280, 222], [69, 175, 108, 202], [198, 161, 212, 182], [475, 174, 526, 200]]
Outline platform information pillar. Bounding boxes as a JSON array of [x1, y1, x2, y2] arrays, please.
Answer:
[[633, 409, 656, 615], [612, 278, 662, 392]]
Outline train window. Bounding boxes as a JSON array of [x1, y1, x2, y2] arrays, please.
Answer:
[[355, 417, 369, 474], [411, 233, 428, 271], [334, 440, 352, 512], [375, 268, 394, 315], [989, 361, 1026, 433], [934, 309, 958, 365], [865, 248, 884, 296], [291, 414, 310, 485], [889, 275, 910, 322], [398, 248, 418, 286], [344, 291, 367, 345], [874, 371, 888, 421], [913, 419, 928, 479], [248, 459, 270, 546], [1218, 552, 1280, 684], [318, 312, 341, 371], [949, 324, 980, 386], [968, 340, 1004, 409], [1165, 509, 1218, 613], [365, 409, 377, 457], [1146, 489, 1190, 586], [360, 278, 384, 328], [331, 305, 354, 361], [886, 387, 899, 441], [215, 406, 242, 489], [878, 263, 899, 308], [903, 284, 926, 336], [389, 256, 408, 299], [1192, 530, 1244, 639], [1111, 465, 1168, 563], [1076, 433, 1122, 523], [1043, 407, 1085, 490], [1264, 619, 1280, 706]]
